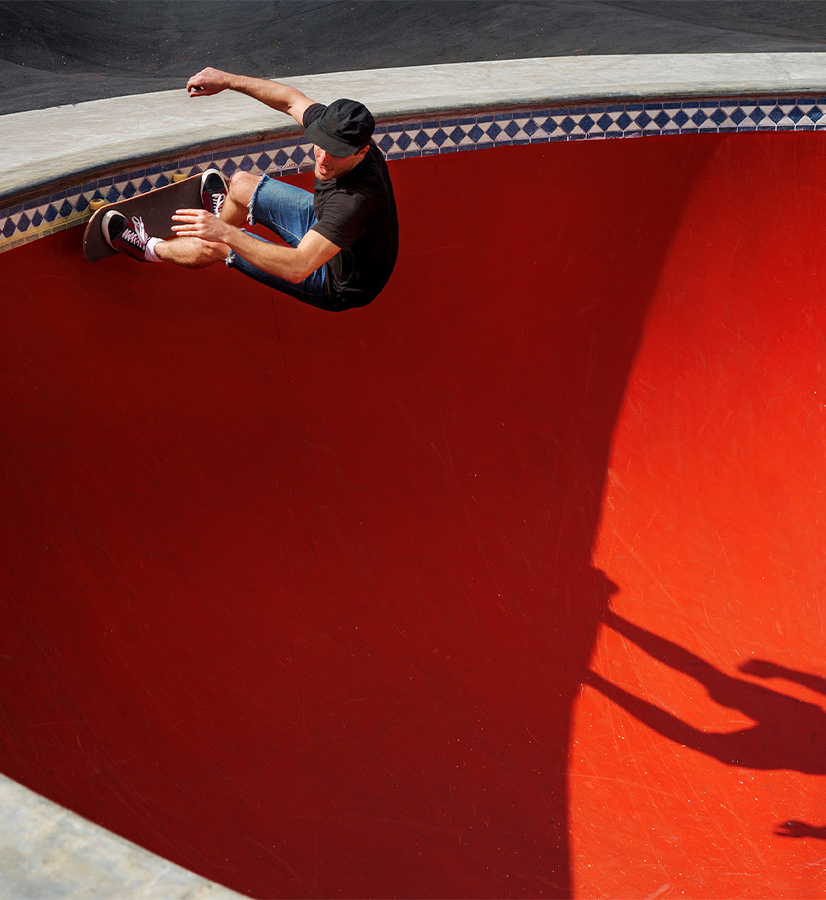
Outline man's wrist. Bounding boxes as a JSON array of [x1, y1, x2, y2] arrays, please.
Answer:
[[219, 220, 242, 248]]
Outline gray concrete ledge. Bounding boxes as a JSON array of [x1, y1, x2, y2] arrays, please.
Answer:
[[3, 53, 826, 199], [0, 774, 243, 899]]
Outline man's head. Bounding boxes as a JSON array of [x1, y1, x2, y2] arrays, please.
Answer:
[[304, 99, 375, 181]]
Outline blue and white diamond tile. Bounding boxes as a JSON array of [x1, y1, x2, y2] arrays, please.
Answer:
[[505, 114, 536, 143], [640, 109, 666, 132], [410, 125, 445, 154], [453, 122, 482, 150], [738, 103, 762, 128], [593, 111, 622, 136], [562, 111, 594, 138], [5, 94, 826, 252], [464, 119, 494, 146]]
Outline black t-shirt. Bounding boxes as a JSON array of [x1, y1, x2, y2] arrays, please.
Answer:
[[303, 103, 399, 308]]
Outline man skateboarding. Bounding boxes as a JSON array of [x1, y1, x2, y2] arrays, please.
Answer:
[[102, 68, 399, 311]]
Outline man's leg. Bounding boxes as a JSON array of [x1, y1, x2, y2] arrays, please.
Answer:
[[223, 173, 336, 309], [153, 237, 228, 268], [220, 170, 259, 227]]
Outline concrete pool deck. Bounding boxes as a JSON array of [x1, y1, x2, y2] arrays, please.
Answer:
[[4, 53, 826, 202], [0, 773, 243, 898]]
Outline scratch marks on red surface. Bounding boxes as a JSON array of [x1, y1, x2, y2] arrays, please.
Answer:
[[574, 132, 826, 898]]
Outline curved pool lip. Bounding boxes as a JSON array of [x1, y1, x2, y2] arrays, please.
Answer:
[[4, 52, 826, 203]]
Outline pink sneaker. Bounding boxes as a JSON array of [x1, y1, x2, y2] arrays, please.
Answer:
[[201, 169, 228, 216], [102, 211, 151, 261]]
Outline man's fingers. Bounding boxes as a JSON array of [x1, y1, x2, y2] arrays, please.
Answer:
[[170, 209, 228, 244], [186, 74, 208, 96], [170, 210, 203, 235], [172, 209, 206, 221], [186, 67, 225, 97]]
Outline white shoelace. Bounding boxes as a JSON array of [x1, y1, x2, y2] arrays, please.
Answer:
[[124, 215, 149, 247]]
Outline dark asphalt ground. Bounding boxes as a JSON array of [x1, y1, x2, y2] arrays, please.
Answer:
[[3, 1, 826, 115]]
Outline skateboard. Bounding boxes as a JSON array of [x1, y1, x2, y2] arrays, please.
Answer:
[[83, 172, 203, 263]]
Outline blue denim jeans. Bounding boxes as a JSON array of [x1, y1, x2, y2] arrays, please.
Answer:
[[226, 175, 332, 309]]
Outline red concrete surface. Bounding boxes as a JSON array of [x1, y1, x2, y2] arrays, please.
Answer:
[[1, 133, 825, 898]]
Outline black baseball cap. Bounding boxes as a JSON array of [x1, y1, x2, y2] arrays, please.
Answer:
[[304, 99, 375, 157]]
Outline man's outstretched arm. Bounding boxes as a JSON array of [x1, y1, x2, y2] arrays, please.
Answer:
[[186, 67, 316, 126]]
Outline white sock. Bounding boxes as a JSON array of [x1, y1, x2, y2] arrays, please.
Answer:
[[144, 237, 162, 262]]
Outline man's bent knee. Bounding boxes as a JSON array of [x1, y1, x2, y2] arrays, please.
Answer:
[[228, 171, 261, 210]]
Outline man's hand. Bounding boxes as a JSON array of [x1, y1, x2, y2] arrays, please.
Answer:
[[187, 67, 233, 97], [171, 209, 232, 243], [774, 820, 826, 840], [738, 659, 780, 679]]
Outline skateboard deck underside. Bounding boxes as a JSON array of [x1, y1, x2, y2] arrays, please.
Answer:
[[83, 174, 203, 263]]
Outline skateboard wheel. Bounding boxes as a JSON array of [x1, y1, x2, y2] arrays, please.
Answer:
[[88, 198, 106, 212], [172, 172, 187, 183]]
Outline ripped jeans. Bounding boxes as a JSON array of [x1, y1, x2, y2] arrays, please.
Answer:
[[226, 175, 332, 309]]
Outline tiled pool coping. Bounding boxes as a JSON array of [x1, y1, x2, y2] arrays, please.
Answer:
[[3, 93, 826, 255]]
